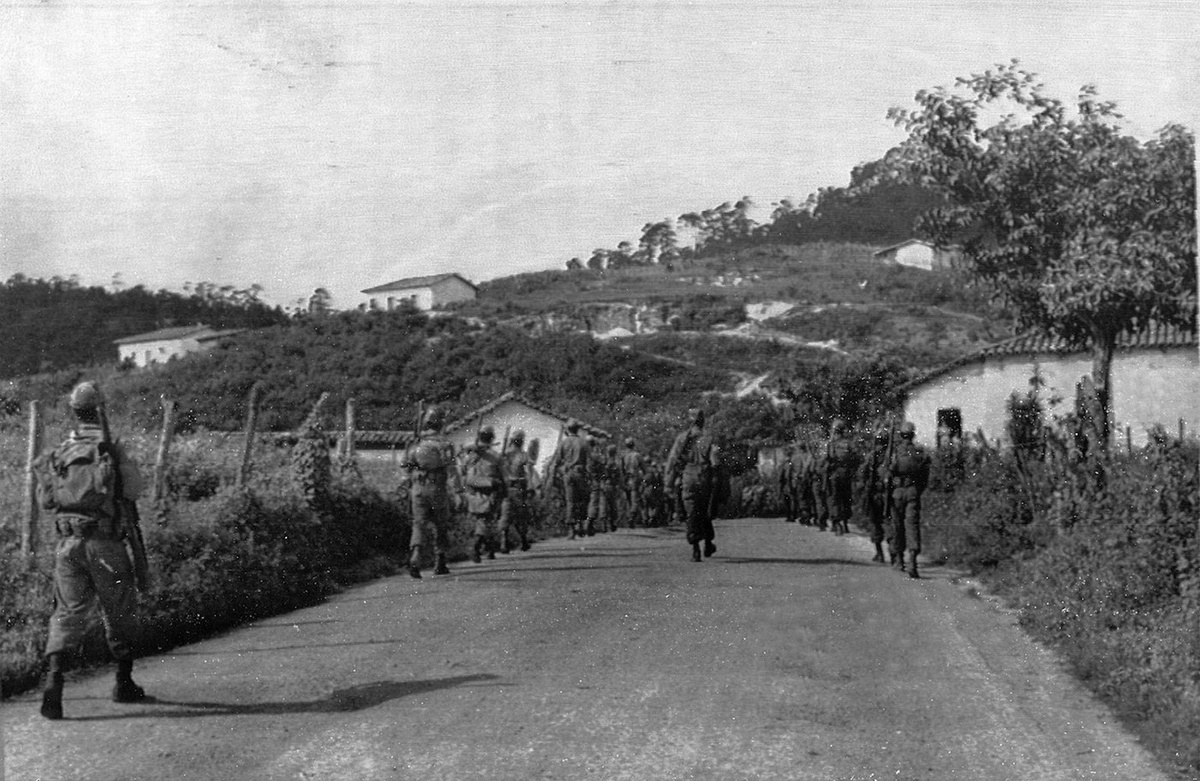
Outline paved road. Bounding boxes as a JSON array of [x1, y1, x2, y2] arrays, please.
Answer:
[[2, 519, 1170, 781]]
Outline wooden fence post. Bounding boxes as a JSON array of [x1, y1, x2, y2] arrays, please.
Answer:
[[152, 399, 176, 524], [22, 400, 42, 556], [344, 398, 356, 459], [239, 382, 264, 487]]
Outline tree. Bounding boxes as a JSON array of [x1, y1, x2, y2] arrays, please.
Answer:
[[887, 62, 1196, 447]]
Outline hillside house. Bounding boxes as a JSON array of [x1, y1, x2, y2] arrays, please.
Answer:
[[361, 273, 477, 312], [899, 323, 1198, 449], [444, 392, 610, 477], [872, 239, 959, 271], [114, 325, 242, 368]]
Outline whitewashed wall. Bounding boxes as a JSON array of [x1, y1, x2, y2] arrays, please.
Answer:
[[904, 348, 1199, 448]]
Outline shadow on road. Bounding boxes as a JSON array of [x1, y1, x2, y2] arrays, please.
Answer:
[[720, 556, 876, 567], [67, 674, 500, 721], [450, 563, 644, 577]]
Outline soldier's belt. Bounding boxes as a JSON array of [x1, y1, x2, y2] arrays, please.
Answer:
[[55, 514, 119, 539]]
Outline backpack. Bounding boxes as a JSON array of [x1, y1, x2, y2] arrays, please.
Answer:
[[34, 437, 117, 515]]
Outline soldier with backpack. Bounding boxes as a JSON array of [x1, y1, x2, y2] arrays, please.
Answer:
[[498, 429, 534, 554], [822, 419, 860, 536], [34, 381, 149, 720], [890, 421, 932, 579], [461, 425, 507, 562], [665, 408, 721, 562], [618, 438, 646, 528], [400, 405, 459, 578], [544, 419, 590, 540]]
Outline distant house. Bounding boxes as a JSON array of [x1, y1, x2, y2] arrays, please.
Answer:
[[873, 239, 959, 271], [361, 273, 477, 312], [899, 323, 1198, 448], [114, 325, 243, 368], [444, 392, 610, 478]]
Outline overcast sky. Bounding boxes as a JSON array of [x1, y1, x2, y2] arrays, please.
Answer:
[[2, 0, 1196, 310]]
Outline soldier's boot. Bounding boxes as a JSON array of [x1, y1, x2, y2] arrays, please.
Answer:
[[112, 657, 146, 703], [568, 523, 577, 540], [499, 530, 511, 554], [907, 552, 920, 580], [472, 536, 484, 564], [40, 653, 64, 720], [519, 531, 531, 552], [433, 553, 450, 576], [691, 543, 702, 562], [872, 542, 885, 563], [486, 535, 496, 560], [408, 545, 423, 579], [704, 540, 716, 558]]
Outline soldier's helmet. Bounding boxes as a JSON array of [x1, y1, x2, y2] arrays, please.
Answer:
[[478, 425, 496, 443], [421, 405, 446, 431], [899, 421, 916, 438], [69, 381, 103, 411], [566, 418, 581, 433], [689, 408, 705, 426], [511, 429, 525, 445], [625, 437, 635, 448], [830, 418, 847, 434]]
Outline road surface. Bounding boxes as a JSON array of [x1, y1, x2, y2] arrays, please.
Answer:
[[1, 518, 1170, 781]]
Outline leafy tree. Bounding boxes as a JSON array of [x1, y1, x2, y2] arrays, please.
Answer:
[[887, 62, 1196, 446]]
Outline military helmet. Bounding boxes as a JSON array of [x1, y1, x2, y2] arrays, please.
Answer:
[[625, 437, 635, 448], [421, 405, 445, 430], [899, 421, 916, 438], [69, 381, 102, 411], [511, 429, 525, 444], [478, 425, 496, 443]]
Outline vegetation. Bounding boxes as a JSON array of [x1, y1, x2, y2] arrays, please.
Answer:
[[0, 275, 288, 380], [887, 62, 1197, 447]]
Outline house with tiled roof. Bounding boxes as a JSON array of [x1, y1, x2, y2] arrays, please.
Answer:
[[114, 325, 243, 368], [361, 273, 477, 312], [443, 392, 610, 477], [872, 239, 960, 271], [899, 323, 1198, 448]]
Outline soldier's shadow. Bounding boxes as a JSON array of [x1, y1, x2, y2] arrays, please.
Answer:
[[721, 556, 875, 567], [70, 673, 498, 721]]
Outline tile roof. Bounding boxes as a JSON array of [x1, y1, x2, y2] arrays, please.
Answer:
[[443, 391, 611, 439], [113, 325, 215, 345], [900, 322, 1197, 393], [872, 239, 933, 256], [361, 273, 477, 294]]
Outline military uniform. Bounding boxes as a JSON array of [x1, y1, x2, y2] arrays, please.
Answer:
[[809, 441, 829, 531], [665, 409, 720, 562], [401, 407, 457, 578], [546, 420, 590, 539], [462, 427, 507, 562], [641, 461, 666, 527], [823, 420, 859, 536], [890, 422, 931, 578], [777, 448, 800, 523], [859, 430, 891, 563], [498, 432, 534, 553], [618, 439, 645, 528], [37, 382, 148, 720]]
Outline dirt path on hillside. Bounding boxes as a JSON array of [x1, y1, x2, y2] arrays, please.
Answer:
[[2, 520, 1171, 781]]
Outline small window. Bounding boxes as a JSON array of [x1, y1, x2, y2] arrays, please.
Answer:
[[936, 408, 962, 446]]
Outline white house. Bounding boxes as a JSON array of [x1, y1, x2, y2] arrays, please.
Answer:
[[361, 273, 477, 312], [872, 239, 960, 271], [900, 323, 1198, 448], [114, 325, 242, 368], [443, 392, 610, 478]]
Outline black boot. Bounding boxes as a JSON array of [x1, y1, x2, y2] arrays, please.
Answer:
[[692, 543, 702, 562], [907, 552, 920, 580], [434, 553, 450, 575], [40, 653, 64, 720], [113, 657, 146, 703], [704, 540, 716, 558], [472, 536, 483, 564], [486, 536, 496, 560], [408, 545, 422, 579], [872, 542, 885, 563], [520, 536, 531, 552]]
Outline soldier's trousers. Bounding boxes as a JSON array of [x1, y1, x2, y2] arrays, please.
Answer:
[[781, 489, 798, 522], [622, 485, 642, 526], [865, 494, 886, 545], [498, 491, 530, 546], [811, 481, 829, 530], [45, 534, 139, 659], [588, 483, 616, 531], [563, 469, 589, 532], [828, 471, 854, 529], [681, 470, 714, 546], [890, 486, 922, 556], [410, 485, 451, 564]]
